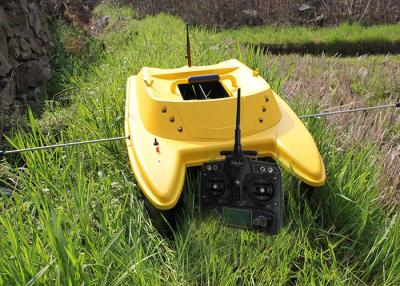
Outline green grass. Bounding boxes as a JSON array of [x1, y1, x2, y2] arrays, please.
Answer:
[[223, 23, 400, 56], [0, 4, 399, 285], [224, 23, 400, 45]]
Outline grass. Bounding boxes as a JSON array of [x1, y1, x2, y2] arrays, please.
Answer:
[[225, 23, 400, 45], [0, 3, 399, 285], [224, 23, 400, 55]]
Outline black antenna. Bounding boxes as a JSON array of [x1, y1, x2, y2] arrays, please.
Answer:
[[220, 88, 258, 157], [185, 24, 192, 67], [233, 88, 242, 155]]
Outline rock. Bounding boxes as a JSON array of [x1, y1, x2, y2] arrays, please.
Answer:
[[18, 36, 32, 59], [298, 4, 311, 12], [7, 37, 20, 60], [25, 32, 42, 55], [27, 2, 43, 37], [19, 0, 29, 14], [0, 80, 16, 109], [0, 50, 11, 78], [0, 78, 8, 88], [0, 31, 11, 77], [27, 86, 42, 101], [5, 8, 29, 29], [0, 0, 51, 118], [0, 6, 8, 29], [0, 29, 9, 56], [36, 6, 50, 44], [243, 9, 258, 17], [39, 55, 51, 78], [1, 1, 19, 11], [315, 14, 325, 22], [90, 15, 110, 34], [15, 60, 47, 93]]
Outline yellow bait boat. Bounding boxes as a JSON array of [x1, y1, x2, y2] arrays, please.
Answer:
[[125, 56, 326, 211]]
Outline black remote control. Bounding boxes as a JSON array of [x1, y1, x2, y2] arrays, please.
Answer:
[[199, 88, 283, 234]]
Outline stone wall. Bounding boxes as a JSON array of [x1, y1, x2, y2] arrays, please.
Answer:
[[0, 0, 51, 119]]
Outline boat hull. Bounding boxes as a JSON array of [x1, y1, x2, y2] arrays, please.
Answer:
[[125, 61, 326, 210]]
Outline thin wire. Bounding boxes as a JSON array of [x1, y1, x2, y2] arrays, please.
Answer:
[[299, 103, 399, 119], [1, 103, 398, 157], [1, 136, 129, 156]]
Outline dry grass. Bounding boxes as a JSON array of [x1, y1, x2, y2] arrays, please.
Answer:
[[40, 0, 99, 28], [260, 54, 400, 209]]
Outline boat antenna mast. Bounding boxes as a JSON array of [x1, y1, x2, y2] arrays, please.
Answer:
[[233, 88, 242, 156], [185, 24, 192, 67]]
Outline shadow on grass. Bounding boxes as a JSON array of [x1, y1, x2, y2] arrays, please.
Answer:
[[250, 40, 400, 56]]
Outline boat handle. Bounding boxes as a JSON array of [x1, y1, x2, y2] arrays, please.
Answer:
[[188, 74, 220, 83], [170, 74, 238, 93]]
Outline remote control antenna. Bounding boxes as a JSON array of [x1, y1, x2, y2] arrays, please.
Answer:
[[185, 24, 192, 67], [233, 88, 242, 156], [220, 88, 257, 157]]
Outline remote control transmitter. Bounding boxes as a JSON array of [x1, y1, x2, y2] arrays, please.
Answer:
[[199, 88, 283, 234]]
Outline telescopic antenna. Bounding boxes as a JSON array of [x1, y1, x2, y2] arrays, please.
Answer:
[[233, 88, 242, 156], [185, 24, 192, 67]]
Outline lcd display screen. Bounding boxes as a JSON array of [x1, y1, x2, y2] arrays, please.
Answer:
[[222, 207, 252, 227]]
